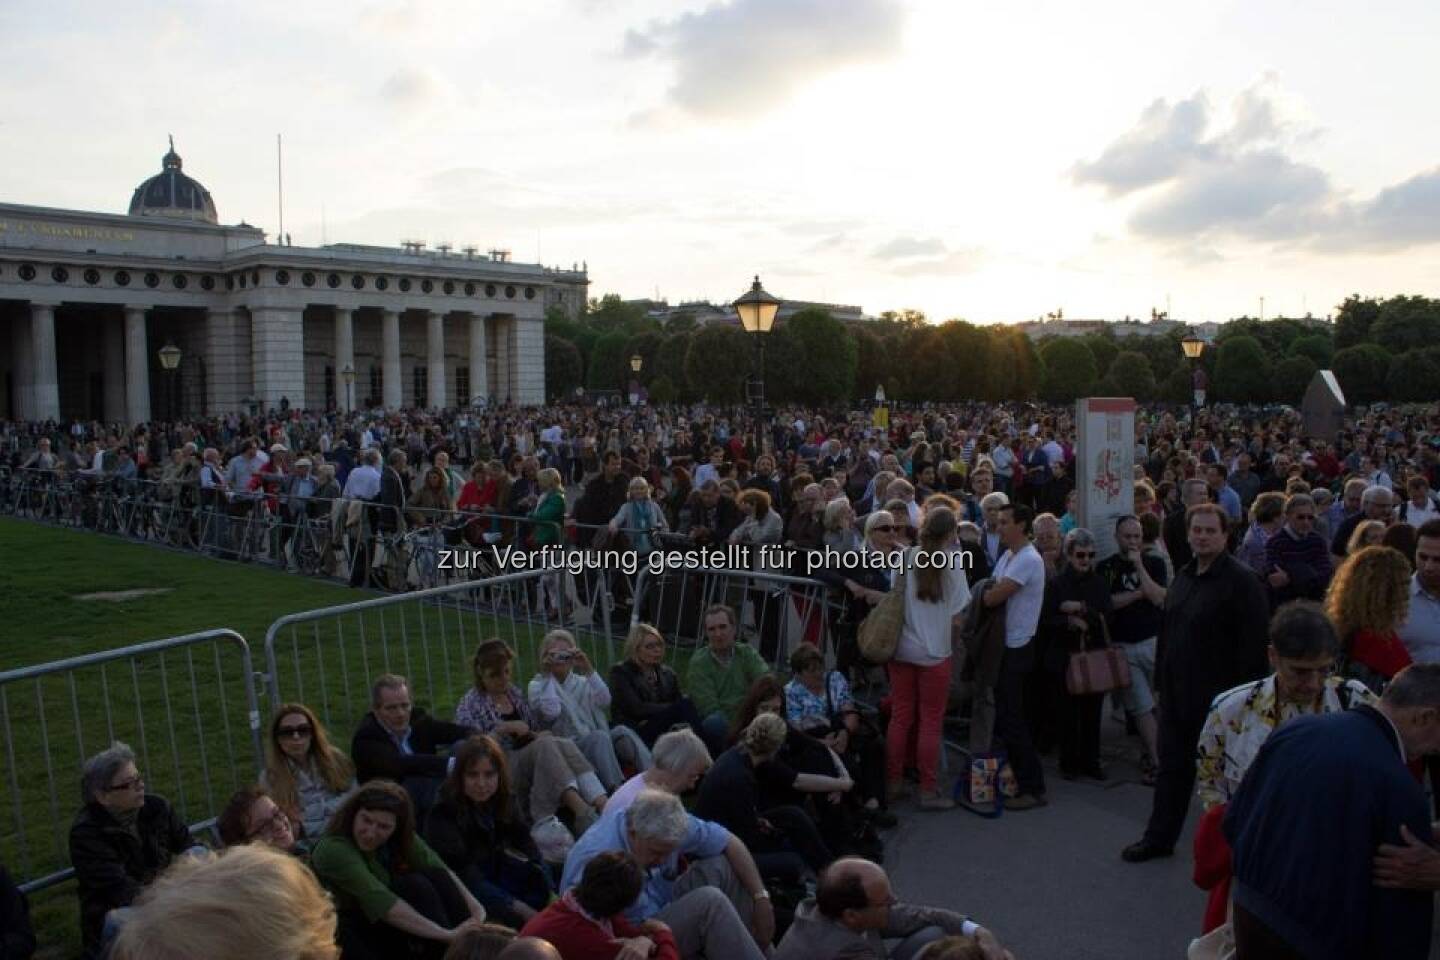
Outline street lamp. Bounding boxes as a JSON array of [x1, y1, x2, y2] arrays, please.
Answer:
[[628, 354, 643, 406], [341, 363, 355, 412], [734, 275, 781, 455], [157, 341, 182, 420], [630, 354, 643, 374], [1180, 334, 1206, 413]]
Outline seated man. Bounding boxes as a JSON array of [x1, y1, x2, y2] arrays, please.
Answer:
[[352, 673, 472, 818], [522, 851, 678, 960], [562, 789, 769, 960], [686, 605, 769, 746], [776, 858, 1007, 960]]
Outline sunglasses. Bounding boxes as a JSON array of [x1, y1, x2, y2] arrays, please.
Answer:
[[277, 724, 313, 739]]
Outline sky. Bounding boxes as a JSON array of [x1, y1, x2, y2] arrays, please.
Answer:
[[3, 0, 1438, 324]]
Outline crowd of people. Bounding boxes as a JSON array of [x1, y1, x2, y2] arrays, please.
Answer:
[[6, 393, 1440, 958]]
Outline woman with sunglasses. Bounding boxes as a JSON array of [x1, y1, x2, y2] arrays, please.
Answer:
[[217, 785, 300, 855], [262, 703, 357, 841], [1041, 529, 1114, 781], [70, 741, 197, 959]]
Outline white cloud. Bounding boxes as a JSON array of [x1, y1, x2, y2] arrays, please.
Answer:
[[872, 235, 945, 259], [378, 67, 451, 109], [890, 247, 985, 277], [623, 0, 905, 119], [1075, 78, 1440, 253]]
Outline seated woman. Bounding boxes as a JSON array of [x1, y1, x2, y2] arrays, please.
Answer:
[[608, 475, 668, 556], [525, 467, 566, 550], [262, 702, 357, 841], [217, 786, 300, 854], [458, 461, 500, 547], [410, 465, 457, 529], [607, 623, 709, 750], [529, 629, 652, 791], [696, 713, 839, 879], [311, 781, 486, 960], [730, 677, 877, 862], [110, 845, 338, 960], [521, 851, 678, 960], [69, 742, 198, 960], [784, 643, 889, 823], [455, 640, 608, 835], [423, 736, 553, 928]]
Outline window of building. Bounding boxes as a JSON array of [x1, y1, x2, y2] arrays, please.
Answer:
[[413, 366, 428, 408], [369, 366, 382, 406], [456, 366, 470, 407], [324, 365, 336, 408]]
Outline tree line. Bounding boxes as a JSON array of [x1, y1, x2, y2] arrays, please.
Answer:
[[541, 293, 1440, 407]]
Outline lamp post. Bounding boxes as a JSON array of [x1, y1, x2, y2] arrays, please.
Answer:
[[1180, 333, 1206, 415], [733, 275, 781, 457], [629, 354, 642, 406], [157, 341, 182, 420], [341, 363, 355, 413]]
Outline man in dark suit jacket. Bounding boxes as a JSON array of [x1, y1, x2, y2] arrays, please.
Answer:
[[352, 673, 473, 818]]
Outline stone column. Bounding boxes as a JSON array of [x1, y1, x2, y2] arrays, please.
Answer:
[[250, 306, 305, 411], [12, 315, 35, 420], [424, 310, 446, 409], [205, 309, 244, 415], [493, 314, 512, 404], [103, 316, 126, 422], [334, 307, 355, 411], [382, 309, 402, 409], [513, 316, 546, 405], [467, 313, 488, 405], [123, 306, 151, 424], [30, 302, 61, 421]]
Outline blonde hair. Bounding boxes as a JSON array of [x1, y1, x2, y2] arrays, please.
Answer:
[[1327, 546, 1412, 641], [1346, 519, 1387, 556], [110, 845, 338, 960], [537, 467, 562, 491], [742, 712, 788, 758], [623, 622, 665, 663]]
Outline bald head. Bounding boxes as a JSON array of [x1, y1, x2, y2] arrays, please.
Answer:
[[817, 857, 891, 930], [496, 938, 562, 960]]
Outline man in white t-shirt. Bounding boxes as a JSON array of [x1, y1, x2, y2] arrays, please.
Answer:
[[982, 503, 1048, 810], [1398, 476, 1440, 529]]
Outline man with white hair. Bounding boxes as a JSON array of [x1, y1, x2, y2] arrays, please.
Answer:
[[979, 492, 1009, 566], [562, 789, 770, 960], [1329, 484, 1395, 561]]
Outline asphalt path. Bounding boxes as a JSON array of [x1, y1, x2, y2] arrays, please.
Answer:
[[884, 718, 1207, 960]]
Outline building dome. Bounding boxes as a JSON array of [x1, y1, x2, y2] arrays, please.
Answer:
[[128, 137, 218, 224]]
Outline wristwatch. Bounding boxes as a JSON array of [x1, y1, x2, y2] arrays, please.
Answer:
[[753, 890, 771, 901]]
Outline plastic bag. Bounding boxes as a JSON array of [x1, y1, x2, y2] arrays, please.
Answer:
[[531, 815, 575, 863]]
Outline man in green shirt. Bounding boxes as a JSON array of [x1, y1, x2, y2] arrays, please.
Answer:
[[687, 604, 771, 746]]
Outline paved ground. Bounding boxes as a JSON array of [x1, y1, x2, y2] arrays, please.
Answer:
[[885, 718, 1204, 960]]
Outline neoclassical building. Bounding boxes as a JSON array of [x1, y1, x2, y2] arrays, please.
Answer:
[[0, 141, 588, 422]]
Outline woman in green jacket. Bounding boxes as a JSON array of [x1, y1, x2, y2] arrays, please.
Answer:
[[310, 781, 486, 960], [526, 468, 566, 549]]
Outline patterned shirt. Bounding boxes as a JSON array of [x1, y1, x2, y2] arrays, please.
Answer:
[[784, 672, 854, 733], [1195, 674, 1376, 808]]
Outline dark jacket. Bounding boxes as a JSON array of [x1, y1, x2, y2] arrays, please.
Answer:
[[69, 795, 194, 955], [376, 466, 407, 533], [1226, 705, 1433, 960], [0, 864, 36, 960], [679, 493, 742, 546], [352, 710, 473, 784], [424, 796, 538, 871], [1155, 552, 1270, 723], [960, 578, 1006, 689], [1039, 567, 1113, 671], [608, 661, 685, 728]]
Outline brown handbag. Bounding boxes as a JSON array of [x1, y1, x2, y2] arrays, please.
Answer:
[[1064, 616, 1132, 696], [857, 552, 910, 664]]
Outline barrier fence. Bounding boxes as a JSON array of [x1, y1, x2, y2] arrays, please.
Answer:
[[0, 629, 265, 894], [261, 567, 619, 738]]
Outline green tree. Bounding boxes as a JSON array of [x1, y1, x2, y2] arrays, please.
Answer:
[[1213, 336, 1272, 403], [1331, 343, 1393, 405], [1108, 350, 1157, 400], [761, 326, 805, 405], [853, 327, 890, 398], [1081, 334, 1119, 379], [665, 312, 698, 334], [782, 308, 857, 403], [648, 374, 678, 405], [587, 294, 652, 335], [1289, 333, 1334, 369], [1334, 295, 1381, 350], [1009, 331, 1044, 400], [1038, 339, 1098, 403], [1387, 350, 1440, 403], [1271, 355, 1317, 405], [1161, 365, 1193, 404], [655, 333, 693, 402], [586, 331, 629, 391], [684, 325, 750, 402], [1371, 295, 1440, 354], [544, 336, 583, 401], [936, 321, 990, 399]]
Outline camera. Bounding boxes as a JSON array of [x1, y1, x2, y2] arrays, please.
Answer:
[[551, 650, 574, 663]]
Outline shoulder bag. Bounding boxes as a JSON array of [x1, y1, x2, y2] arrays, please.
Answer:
[[857, 551, 910, 664], [1064, 615, 1132, 696]]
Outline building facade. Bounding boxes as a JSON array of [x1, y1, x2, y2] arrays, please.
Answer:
[[1, 142, 588, 422]]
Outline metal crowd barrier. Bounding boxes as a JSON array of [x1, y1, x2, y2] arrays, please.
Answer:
[[0, 629, 265, 894], [262, 566, 618, 736]]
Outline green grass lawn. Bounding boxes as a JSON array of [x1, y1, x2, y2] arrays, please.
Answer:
[[0, 518, 603, 958]]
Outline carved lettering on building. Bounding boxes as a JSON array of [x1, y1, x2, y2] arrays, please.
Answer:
[[0, 220, 136, 242]]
